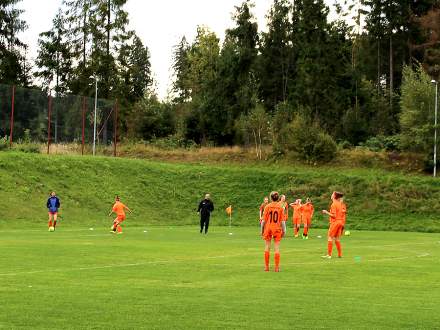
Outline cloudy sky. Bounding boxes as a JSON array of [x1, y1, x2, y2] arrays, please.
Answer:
[[19, 0, 337, 99]]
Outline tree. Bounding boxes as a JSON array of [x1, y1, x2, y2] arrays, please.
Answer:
[[172, 36, 191, 102], [0, 0, 29, 85], [400, 64, 435, 154], [35, 9, 73, 95], [258, 0, 294, 111]]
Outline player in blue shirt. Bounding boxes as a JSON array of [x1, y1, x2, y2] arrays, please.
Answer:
[[47, 192, 61, 231]]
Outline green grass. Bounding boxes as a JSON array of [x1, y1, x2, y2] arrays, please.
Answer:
[[1, 151, 440, 232], [1, 226, 439, 329]]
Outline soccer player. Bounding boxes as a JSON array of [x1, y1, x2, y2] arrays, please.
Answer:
[[259, 197, 269, 224], [321, 191, 345, 259], [289, 199, 303, 237], [109, 196, 132, 234], [261, 191, 286, 272], [47, 191, 60, 231], [279, 195, 289, 223], [340, 197, 347, 236], [301, 198, 314, 239], [198, 193, 214, 234]]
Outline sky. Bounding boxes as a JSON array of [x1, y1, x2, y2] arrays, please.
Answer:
[[19, 0, 337, 99]]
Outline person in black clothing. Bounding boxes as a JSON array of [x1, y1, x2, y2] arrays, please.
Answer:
[[198, 194, 214, 234]]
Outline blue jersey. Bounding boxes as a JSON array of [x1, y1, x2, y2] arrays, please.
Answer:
[[47, 196, 60, 213]]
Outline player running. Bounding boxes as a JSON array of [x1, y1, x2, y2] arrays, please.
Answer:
[[301, 198, 314, 239], [259, 197, 269, 224], [109, 196, 132, 234], [289, 199, 303, 237], [321, 191, 345, 259], [47, 191, 61, 231], [261, 191, 286, 272]]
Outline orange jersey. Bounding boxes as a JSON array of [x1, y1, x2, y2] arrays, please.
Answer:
[[259, 203, 268, 217], [112, 201, 127, 216], [329, 200, 344, 223], [263, 202, 285, 231], [341, 202, 347, 225], [302, 203, 314, 217], [280, 202, 289, 220], [291, 204, 303, 220]]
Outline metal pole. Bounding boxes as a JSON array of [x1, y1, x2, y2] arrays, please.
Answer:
[[82, 96, 86, 155], [434, 83, 438, 177], [47, 94, 52, 154], [113, 100, 118, 157], [93, 78, 97, 156], [9, 85, 15, 148]]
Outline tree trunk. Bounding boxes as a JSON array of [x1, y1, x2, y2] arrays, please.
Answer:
[[377, 39, 381, 93], [389, 34, 393, 110]]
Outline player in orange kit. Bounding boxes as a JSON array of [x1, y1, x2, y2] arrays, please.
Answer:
[[279, 194, 289, 222], [289, 199, 303, 238], [301, 198, 314, 239], [261, 191, 286, 272], [321, 191, 344, 259], [340, 197, 347, 236], [108, 196, 132, 234], [259, 197, 269, 224]]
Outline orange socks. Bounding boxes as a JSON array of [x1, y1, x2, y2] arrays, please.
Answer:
[[335, 241, 342, 257], [117, 226, 122, 233], [274, 252, 280, 270], [48, 220, 52, 228], [327, 242, 333, 256], [264, 251, 270, 270], [303, 226, 308, 236]]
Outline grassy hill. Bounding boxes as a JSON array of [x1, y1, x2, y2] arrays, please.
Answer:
[[0, 152, 439, 232]]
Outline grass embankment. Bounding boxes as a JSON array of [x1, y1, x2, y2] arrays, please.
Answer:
[[0, 152, 439, 232]]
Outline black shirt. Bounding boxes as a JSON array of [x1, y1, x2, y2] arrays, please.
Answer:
[[198, 199, 214, 217]]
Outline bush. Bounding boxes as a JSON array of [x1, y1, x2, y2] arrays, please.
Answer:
[[0, 136, 8, 151], [362, 135, 401, 152], [12, 143, 41, 153], [284, 115, 337, 163]]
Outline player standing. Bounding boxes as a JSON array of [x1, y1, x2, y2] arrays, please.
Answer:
[[198, 194, 214, 234], [47, 191, 60, 231], [321, 191, 344, 259], [340, 197, 347, 235], [261, 191, 286, 272], [279, 195, 289, 224], [109, 196, 132, 234], [289, 199, 303, 237], [259, 197, 269, 224], [301, 198, 314, 239]]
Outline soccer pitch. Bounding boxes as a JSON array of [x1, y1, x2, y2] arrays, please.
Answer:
[[1, 226, 439, 329]]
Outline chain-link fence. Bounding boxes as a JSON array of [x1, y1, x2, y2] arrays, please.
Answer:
[[0, 84, 119, 156]]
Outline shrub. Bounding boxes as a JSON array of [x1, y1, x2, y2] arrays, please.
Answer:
[[0, 136, 8, 151], [362, 135, 401, 152], [284, 115, 337, 163]]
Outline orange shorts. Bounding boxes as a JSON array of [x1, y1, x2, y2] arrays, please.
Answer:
[[293, 217, 301, 225], [328, 221, 343, 238], [302, 216, 312, 225], [263, 228, 283, 242], [116, 214, 126, 223]]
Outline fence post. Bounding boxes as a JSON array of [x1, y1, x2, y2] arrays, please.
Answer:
[[47, 94, 52, 154], [9, 85, 15, 148], [114, 100, 118, 157], [82, 96, 86, 155]]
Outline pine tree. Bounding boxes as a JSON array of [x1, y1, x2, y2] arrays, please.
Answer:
[[35, 9, 73, 95], [0, 0, 28, 85]]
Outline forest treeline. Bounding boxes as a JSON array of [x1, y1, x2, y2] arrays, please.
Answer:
[[1, 0, 440, 163]]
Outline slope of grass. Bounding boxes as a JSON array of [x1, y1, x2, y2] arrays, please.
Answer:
[[1, 227, 439, 329], [0, 151, 439, 232]]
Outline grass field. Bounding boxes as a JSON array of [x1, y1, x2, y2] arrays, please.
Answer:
[[1, 225, 439, 329]]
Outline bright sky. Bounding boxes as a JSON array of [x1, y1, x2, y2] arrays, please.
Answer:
[[19, 0, 336, 99]]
